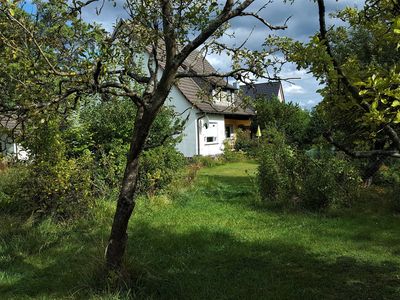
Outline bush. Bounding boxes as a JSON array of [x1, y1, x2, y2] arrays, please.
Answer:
[[299, 154, 361, 211], [191, 155, 225, 168], [233, 129, 258, 155], [257, 129, 361, 211], [2, 99, 187, 219], [257, 129, 297, 204], [253, 97, 311, 147], [223, 139, 247, 162], [5, 117, 96, 220], [374, 160, 400, 187], [389, 185, 400, 213], [23, 152, 94, 220], [137, 146, 186, 196], [0, 165, 30, 214]]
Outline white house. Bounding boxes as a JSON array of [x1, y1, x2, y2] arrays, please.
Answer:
[[155, 50, 255, 157]]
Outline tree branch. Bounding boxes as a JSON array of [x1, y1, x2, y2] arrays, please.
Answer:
[[324, 132, 400, 158], [238, 12, 288, 30], [2, 9, 79, 77]]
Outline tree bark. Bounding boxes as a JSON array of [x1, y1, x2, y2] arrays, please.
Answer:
[[105, 105, 157, 271], [362, 156, 386, 187]]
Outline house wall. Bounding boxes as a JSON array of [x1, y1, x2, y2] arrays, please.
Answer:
[[0, 134, 28, 160], [165, 87, 199, 157], [278, 87, 285, 103], [198, 114, 225, 156]]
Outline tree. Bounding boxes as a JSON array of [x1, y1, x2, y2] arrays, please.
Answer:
[[253, 97, 310, 147], [269, 0, 400, 183], [0, 0, 289, 273]]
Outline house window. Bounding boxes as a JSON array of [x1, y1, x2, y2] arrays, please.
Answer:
[[204, 122, 218, 144]]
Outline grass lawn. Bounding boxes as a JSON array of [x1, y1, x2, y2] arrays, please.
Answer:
[[1, 161, 400, 299]]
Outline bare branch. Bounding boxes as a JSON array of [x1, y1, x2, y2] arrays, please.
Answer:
[[239, 12, 288, 30]]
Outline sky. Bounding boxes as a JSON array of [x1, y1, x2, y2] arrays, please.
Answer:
[[76, 0, 363, 109]]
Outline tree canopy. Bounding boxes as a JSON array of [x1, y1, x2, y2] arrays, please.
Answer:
[[269, 0, 400, 161]]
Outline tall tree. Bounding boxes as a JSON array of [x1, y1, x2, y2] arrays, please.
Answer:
[[0, 0, 289, 272], [269, 0, 400, 183]]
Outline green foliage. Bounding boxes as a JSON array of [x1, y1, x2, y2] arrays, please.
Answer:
[[2, 162, 400, 299], [375, 160, 400, 187], [0, 166, 30, 213], [233, 128, 259, 155], [268, 1, 400, 160], [299, 154, 361, 211], [253, 98, 311, 147], [389, 184, 400, 213], [191, 155, 225, 168], [11, 117, 95, 219], [137, 146, 185, 196], [24, 152, 94, 220], [257, 129, 296, 204], [257, 129, 361, 211], [76, 99, 186, 193], [223, 139, 248, 162]]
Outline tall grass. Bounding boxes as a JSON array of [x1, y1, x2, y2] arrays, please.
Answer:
[[1, 162, 400, 299]]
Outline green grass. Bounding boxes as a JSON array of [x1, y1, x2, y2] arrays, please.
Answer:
[[1, 161, 400, 299]]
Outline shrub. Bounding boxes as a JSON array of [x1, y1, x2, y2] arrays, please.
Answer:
[[374, 160, 400, 187], [191, 155, 225, 168], [23, 152, 95, 220], [299, 154, 361, 211], [257, 129, 361, 211], [137, 146, 186, 196], [253, 97, 311, 147], [389, 185, 400, 213], [7, 117, 95, 220], [223, 139, 247, 162], [0, 165, 30, 214], [234, 129, 258, 155], [257, 129, 296, 204]]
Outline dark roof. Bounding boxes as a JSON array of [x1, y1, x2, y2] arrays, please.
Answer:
[[240, 82, 283, 100]]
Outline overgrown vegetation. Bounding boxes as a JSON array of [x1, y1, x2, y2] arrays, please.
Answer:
[[0, 99, 186, 219], [1, 162, 399, 299], [256, 129, 361, 211]]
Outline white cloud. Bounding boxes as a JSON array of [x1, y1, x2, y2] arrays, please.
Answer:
[[284, 84, 305, 95]]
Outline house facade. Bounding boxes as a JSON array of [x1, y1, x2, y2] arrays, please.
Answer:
[[165, 83, 254, 157], [141, 48, 255, 157], [158, 52, 254, 157]]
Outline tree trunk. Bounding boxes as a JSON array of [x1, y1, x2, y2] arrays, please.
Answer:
[[362, 156, 385, 187], [105, 106, 157, 271]]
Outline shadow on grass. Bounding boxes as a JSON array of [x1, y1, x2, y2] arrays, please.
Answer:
[[0, 215, 108, 299], [1, 216, 399, 299]]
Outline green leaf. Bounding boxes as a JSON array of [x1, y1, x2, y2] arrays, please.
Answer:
[[392, 100, 400, 107]]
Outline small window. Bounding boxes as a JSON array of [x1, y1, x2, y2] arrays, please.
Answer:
[[206, 136, 217, 143]]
